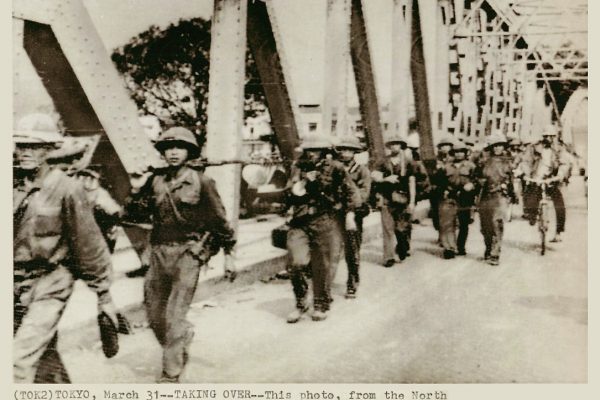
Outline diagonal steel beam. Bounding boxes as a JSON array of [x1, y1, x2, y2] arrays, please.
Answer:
[[247, 0, 300, 160], [349, 0, 385, 168]]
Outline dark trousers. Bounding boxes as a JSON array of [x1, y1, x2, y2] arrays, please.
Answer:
[[523, 184, 566, 234], [344, 216, 364, 292], [145, 243, 200, 378], [439, 199, 472, 253], [286, 214, 343, 312], [390, 204, 412, 260], [479, 194, 509, 260]]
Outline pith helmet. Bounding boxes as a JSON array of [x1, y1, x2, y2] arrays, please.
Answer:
[[486, 132, 508, 148], [300, 134, 333, 150], [542, 124, 558, 137], [437, 135, 455, 147], [509, 137, 522, 146], [155, 127, 200, 159], [407, 133, 420, 149], [451, 141, 468, 153], [14, 113, 64, 146], [335, 135, 363, 150], [385, 134, 407, 146]]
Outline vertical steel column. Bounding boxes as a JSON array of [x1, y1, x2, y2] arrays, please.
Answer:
[[417, 0, 438, 127], [247, 0, 300, 160], [435, 1, 451, 137], [391, 0, 412, 139], [205, 0, 247, 235], [410, 0, 436, 173], [322, 0, 352, 138], [350, 0, 385, 167]]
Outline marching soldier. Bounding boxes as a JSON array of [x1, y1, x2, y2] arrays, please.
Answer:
[[13, 114, 119, 383], [335, 136, 371, 299], [433, 142, 478, 259], [285, 134, 360, 322], [122, 127, 236, 382], [430, 136, 455, 243], [476, 132, 515, 266], [371, 135, 416, 264]]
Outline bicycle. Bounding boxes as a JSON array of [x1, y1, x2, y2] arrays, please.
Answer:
[[525, 177, 556, 255]]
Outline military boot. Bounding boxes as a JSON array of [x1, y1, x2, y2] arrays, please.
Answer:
[[286, 302, 309, 324]]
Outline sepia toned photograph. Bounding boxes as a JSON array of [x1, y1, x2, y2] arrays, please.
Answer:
[[11, 0, 588, 385]]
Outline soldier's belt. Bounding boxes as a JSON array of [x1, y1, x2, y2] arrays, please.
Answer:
[[14, 261, 59, 281]]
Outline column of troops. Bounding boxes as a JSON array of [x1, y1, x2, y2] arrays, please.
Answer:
[[13, 112, 577, 383]]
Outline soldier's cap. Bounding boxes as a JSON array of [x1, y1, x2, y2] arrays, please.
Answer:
[[509, 138, 522, 146], [335, 135, 363, 150], [300, 134, 333, 150], [485, 133, 508, 148], [407, 132, 420, 149], [155, 127, 200, 159], [46, 137, 87, 163], [436, 136, 455, 147], [542, 124, 558, 137], [77, 164, 103, 179], [385, 134, 407, 146], [450, 142, 468, 153], [14, 113, 64, 147]]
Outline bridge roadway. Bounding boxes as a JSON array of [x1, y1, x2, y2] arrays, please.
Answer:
[[57, 177, 587, 383]]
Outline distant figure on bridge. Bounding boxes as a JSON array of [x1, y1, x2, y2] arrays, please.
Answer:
[[406, 131, 432, 225], [475, 132, 516, 266], [335, 135, 371, 299], [521, 124, 570, 242], [123, 127, 236, 383], [284, 134, 360, 323], [433, 141, 478, 259], [371, 134, 417, 266]]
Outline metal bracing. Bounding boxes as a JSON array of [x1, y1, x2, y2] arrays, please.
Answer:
[[13, 0, 161, 202], [390, 0, 412, 140], [322, 0, 352, 138], [349, 0, 386, 167], [205, 0, 248, 235], [247, 0, 300, 160], [410, 0, 436, 172]]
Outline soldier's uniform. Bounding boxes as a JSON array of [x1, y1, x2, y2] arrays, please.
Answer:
[[433, 143, 478, 258], [430, 136, 455, 240], [285, 135, 360, 322], [372, 135, 416, 263], [336, 136, 371, 298], [475, 133, 515, 266], [123, 127, 236, 382], [13, 116, 116, 383]]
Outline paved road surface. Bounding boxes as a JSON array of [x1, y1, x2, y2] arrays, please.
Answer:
[[59, 178, 588, 383]]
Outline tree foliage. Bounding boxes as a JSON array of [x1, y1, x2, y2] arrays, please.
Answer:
[[111, 17, 267, 147]]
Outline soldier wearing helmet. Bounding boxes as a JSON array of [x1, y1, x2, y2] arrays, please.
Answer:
[[433, 141, 478, 259], [371, 134, 417, 266], [521, 124, 569, 242], [429, 134, 456, 244], [284, 133, 361, 322], [122, 126, 236, 382], [334, 135, 371, 299], [13, 114, 119, 383], [474, 132, 515, 266]]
